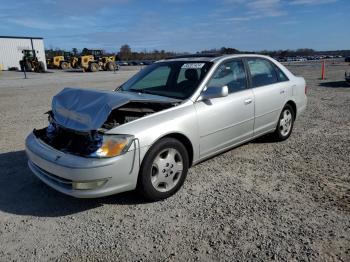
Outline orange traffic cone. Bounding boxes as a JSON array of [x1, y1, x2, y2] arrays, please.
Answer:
[[321, 61, 326, 80]]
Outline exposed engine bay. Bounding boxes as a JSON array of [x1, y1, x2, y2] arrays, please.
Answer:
[[34, 99, 177, 156], [102, 101, 175, 130], [34, 125, 102, 156]]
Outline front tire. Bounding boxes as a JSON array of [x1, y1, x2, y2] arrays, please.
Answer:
[[35, 61, 45, 73], [272, 104, 294, 141], [138, 138, 189, 201], [88, 63, 99, 72], [106, 61, 115, 71]]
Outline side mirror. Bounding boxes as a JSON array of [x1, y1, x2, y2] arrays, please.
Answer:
[[198, 85, 228, 101]]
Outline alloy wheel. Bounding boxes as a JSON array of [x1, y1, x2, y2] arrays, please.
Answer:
[[279, 109, 293, 136], [150, 148, 184, 192]]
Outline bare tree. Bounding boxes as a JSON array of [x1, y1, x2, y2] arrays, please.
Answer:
[[72, 48, 78, 56], [119, 44, 132, 60]]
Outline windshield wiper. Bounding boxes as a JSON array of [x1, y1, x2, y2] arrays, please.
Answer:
[[127, 88, 144, 93], [127, 88, 157, 95], [142, 90, 158, 95], [125, 88, 181, 99]]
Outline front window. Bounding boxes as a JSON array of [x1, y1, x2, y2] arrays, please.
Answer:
[[119, 61, 213, 99], [207, 59, 247, 93]]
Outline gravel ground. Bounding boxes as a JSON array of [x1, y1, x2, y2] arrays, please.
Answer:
[[0, 62, 349, 261]]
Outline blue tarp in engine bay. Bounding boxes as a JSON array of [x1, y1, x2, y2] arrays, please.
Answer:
[[51, 87, 179, 132]]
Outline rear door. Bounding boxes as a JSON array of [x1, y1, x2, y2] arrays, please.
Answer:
[[194, 59, 254, 158], [245, 58, 288, 136]]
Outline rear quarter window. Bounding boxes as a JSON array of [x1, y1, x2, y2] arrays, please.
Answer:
[[273, 64, 289, 82]]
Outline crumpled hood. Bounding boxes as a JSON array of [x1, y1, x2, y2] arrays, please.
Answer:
[[52, 87, 179, 131]]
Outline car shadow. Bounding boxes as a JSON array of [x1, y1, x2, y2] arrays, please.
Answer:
[[319, 81, 350, 88], [250, 134, 277, 144], [0, 150, 150, 217], [194, 134, 277, 166]]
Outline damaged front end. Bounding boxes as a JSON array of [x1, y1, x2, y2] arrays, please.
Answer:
[[34, 123, 134, 158], [33, 87, 179, 158]]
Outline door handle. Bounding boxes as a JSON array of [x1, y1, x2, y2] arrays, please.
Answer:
[[280, 90, 285, 94], [244, 98, 253, 105]]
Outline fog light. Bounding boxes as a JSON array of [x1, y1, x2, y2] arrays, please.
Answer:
[[72, 179, 109, 190]]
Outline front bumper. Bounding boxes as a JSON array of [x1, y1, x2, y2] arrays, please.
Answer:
[[25, 133, 140, 198]]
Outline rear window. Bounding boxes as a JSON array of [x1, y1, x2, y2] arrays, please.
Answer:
[[247, 58, 278, 87]]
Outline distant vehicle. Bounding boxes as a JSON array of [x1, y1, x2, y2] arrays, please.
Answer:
[[128, 61, 138, 66], [116, 61, 129, 66], [26, 54, 307, 200], [286, 57, 305, 62], [345, 57, 350, 62], [142, 60, 154, 65], [275, 57, 286, 62]]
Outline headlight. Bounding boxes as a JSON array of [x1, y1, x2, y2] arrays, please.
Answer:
[[89, 135, 134, 158]]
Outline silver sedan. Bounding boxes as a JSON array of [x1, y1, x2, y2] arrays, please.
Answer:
[[26, 54, 307, 200]]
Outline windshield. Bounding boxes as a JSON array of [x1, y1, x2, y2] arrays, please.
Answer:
[[23, 50, 35, 58], [119, 61, 213, 99]]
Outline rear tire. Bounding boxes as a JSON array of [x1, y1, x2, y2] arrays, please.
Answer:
[[60, 61, 69, 70], [272, 104, 294, 141], [138, 138, 189, 201]]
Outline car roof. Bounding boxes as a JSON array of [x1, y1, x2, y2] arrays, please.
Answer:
[[159, 54, 273, 63]]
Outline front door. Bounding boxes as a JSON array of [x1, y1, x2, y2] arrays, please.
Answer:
[[194, 59, 254, 158]]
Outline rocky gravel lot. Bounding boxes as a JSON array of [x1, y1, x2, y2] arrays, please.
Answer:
[[0, 62, 349, 261]]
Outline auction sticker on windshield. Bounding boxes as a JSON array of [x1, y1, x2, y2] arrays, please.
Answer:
[[181, 63, 205, 69]]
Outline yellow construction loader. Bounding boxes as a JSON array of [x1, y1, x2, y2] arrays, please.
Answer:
[[46, 51, 72, 70], [77, 49, 118, 72]]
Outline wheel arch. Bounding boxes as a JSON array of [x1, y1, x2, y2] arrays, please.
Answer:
[[285, 100, 297, 119], [146, 132, 194, 168]]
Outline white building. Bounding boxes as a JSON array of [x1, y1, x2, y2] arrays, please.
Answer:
[[0, 36, 46, 70]]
